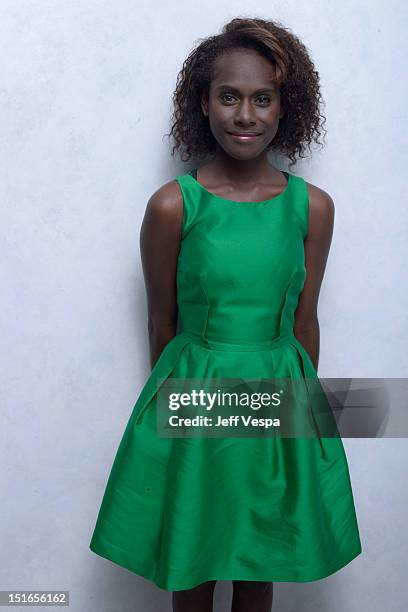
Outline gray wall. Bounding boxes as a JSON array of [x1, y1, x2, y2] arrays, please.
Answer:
[[1, 1, 407, 611]]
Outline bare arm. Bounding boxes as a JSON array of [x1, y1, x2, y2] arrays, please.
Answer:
[[139, 180, 183, 369], [293, 183, 335, 372]]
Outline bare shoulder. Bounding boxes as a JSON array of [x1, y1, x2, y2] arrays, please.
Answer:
[[144, 178, 184, 225], [305, 180, 335, 223], [304, 180, 335, 239]]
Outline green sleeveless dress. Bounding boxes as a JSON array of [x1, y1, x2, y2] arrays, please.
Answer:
[[89, 167, 362, 591]]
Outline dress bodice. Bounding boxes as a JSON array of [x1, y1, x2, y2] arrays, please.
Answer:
[[175, 168, 309, 347]]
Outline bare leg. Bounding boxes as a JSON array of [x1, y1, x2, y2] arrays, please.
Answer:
[[231, 580, 274, 612], [172, 580, 217, 612]]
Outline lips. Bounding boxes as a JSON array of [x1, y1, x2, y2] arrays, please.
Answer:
[[228, 132, 261, 136], [227, 132, 262, 141]]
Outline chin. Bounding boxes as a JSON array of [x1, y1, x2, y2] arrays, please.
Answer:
[[225, 148, 265, 161]]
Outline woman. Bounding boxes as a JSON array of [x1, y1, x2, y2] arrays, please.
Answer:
[[90, 16, 362, 611]]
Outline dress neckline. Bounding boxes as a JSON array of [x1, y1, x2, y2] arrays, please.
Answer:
[[187, 167, 291, 205]]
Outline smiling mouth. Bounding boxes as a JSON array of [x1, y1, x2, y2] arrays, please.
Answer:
[[227, 132, 262, 141]]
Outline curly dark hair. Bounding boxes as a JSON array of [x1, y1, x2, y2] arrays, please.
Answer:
[[165, 16, 326, 171]]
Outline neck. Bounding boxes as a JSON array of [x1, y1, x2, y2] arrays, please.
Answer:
[[207, 148, 275, 184]]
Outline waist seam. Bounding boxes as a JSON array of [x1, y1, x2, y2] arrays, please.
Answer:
[[180, 330, 296, 352]]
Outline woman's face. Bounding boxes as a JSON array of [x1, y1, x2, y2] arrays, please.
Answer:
[[201, 48, 284, 160]]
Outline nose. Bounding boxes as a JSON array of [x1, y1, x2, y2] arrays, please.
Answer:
[[233, 99, 257, 127]]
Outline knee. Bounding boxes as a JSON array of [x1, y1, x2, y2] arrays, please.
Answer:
[[176, 580, 217, 595], [197, 580, 217, 591], [232, 580, 273, 592]]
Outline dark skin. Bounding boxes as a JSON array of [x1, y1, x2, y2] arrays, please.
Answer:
[[140, 47, 334, 374], [141, 47, 334, 611]]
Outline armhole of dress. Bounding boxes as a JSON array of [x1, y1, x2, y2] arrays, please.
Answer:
[[302, 177, 310, 241], [296, 176, 309, 241], [174, 177, 187, 241]]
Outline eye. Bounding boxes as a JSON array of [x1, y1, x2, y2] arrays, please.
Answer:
[[220, 93, 237, 104], [256, 95, 271, 105]]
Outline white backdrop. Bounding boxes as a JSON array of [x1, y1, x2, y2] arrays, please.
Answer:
[[1, 1, 407, 610]]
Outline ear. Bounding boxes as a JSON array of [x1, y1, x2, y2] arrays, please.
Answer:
[[201, 91, 209, 117], [279, 107, 285, 120]]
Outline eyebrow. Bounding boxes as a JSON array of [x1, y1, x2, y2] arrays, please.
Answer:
[[214, 84, 277, 93]]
